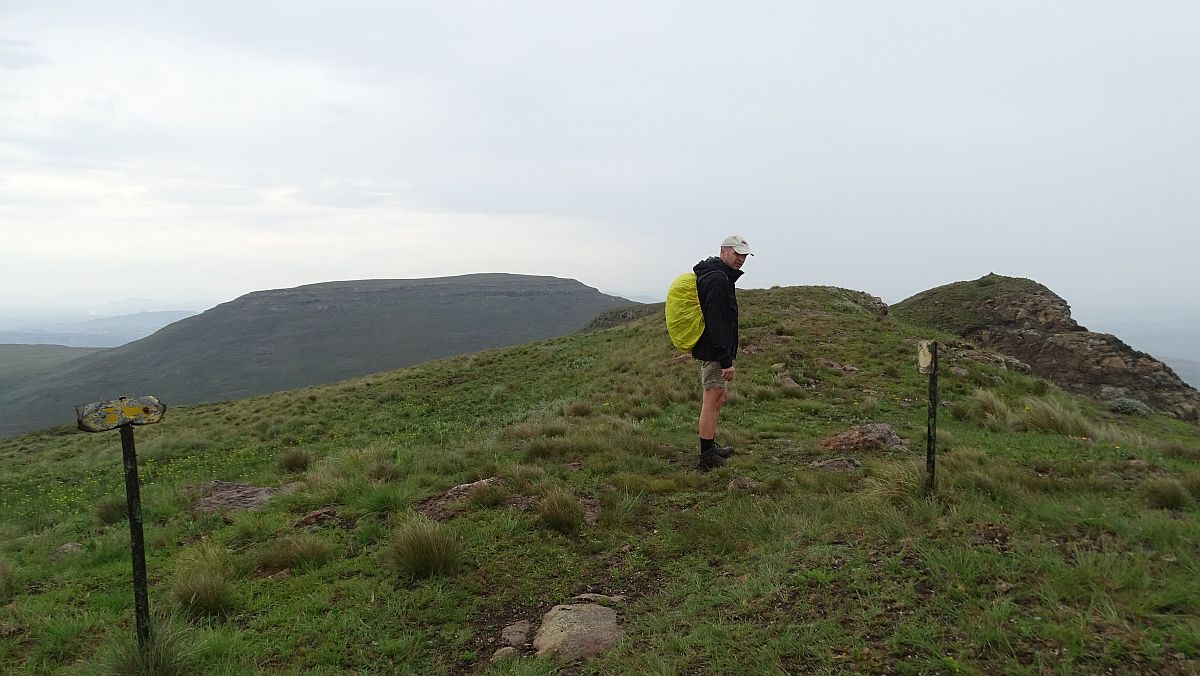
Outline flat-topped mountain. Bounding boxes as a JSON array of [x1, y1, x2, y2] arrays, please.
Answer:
[[893, 273, 1200, 421], [0, 274, 633, 437]]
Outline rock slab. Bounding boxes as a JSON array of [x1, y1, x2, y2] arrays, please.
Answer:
[[818, 424, 907, 453]]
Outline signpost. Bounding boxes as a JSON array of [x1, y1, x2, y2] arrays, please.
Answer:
[[918, 341, 939, 494], [75, 395, 166, 649]]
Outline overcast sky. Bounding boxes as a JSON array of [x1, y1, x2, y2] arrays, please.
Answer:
[[2, 1, 1197, 328]]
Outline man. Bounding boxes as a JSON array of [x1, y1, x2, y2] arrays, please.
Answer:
[[692, 234, 752, 471]]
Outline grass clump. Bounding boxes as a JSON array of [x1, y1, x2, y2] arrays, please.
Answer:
[[466, 481, 509, 508], [172, 568, 237, 619], [1013, 396, 1091, 437], [96, 494, 127, 525], [257, 534, 334, 571], [538, 486, 585, 533], [387, 517, 462, 580], [98, 611, 196, 676], [277, 447, 312, 473], [598, 489, 643, 526], [171, 545, 238, 619], [0, 557, 15, 601], [1143, 479, 1192, 511]]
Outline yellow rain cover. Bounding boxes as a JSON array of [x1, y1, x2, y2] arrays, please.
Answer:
[[665, 272, 704, 351]]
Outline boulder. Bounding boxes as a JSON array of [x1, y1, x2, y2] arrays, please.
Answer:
[[533, 603, 622, 659]]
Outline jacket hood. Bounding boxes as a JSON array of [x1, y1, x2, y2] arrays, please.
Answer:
[[694, 256, 744, 282]]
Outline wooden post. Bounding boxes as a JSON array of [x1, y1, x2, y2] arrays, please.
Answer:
[[119, 424, 151, 648], [75, 396, 166, 651], [918, 341, 939, 494]]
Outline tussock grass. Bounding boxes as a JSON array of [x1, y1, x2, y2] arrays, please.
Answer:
[[466, 482, 509, 508], [31, 610, 99, 667], [257, 534, 334, 571], [860, 458, 926, 506], [98, 610, 197, 676], [277, 447, 311, 473], [598, 489, 644, 526], [0, 557, 15, 601], [95, 494, 127, 525], [172, 567, 237, 619], [1143, 479, 1192, 511], [538, 486, 585, 533], [1013, 396, 1091, 437], [387, 517, 461, 580]]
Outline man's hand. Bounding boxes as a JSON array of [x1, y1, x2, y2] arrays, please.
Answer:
[[721, 366, 735, 381]]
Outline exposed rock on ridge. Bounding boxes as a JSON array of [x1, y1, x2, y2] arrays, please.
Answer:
[[894, 274, 1199, 422]]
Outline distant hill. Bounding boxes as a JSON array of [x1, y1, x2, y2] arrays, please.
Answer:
[[893, 273, 1200, 421], [0, 310, 197, 347], [0, 345, 107, 389], [0, 274, 632, 437]]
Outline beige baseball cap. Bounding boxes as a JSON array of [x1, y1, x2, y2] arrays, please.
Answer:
[[720, 235, 753, 255]]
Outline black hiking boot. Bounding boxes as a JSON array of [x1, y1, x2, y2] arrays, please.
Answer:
[[696, 449, 727, 472], [714, 445, 735, 459]]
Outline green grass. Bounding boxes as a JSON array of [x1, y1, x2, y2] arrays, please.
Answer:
[[1, 284, 1198, 673]]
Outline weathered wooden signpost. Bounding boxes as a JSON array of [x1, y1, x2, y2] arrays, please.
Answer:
[[918, 341, 939, 494], [75, 395, 166, 649]]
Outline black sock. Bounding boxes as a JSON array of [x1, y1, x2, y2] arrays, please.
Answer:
[[700, 437, 715, 453]]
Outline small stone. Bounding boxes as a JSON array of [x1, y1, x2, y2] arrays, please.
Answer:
[[501, 620, 530, 646], [490, 647, 518, 662], [727, 476, 761, 492], [810, 457, 861, 471], [295, 508, 337, 527], [770, 363, 786, 372], [52, 543, 83, 559]]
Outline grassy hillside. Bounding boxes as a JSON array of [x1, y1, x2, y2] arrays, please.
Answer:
[[1, 285, 1198, 673], [0, 274, 632, 438], [0, 345, 107, 389]]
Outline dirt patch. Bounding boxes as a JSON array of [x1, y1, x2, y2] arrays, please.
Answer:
[[191, 481, 281, 514]]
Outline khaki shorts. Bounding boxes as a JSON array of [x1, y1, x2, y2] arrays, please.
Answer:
[[699, 361, 726, 390]]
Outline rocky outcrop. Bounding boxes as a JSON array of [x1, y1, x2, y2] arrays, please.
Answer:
[[895, 274, 1200, 422]]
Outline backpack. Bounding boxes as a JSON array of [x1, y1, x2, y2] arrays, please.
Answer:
[[665, 271, 712, 352]]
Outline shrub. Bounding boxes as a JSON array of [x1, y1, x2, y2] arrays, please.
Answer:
[[277, 448, 312, 473], [257, 534, 333, 571], [98, 610, 196, 676], [388, 517, 461, 579], [1144, 479, 1192, 511], [172, 568, 237, 619], [96, 494, 128, 525], [1109, 398, 1152, 416], [538, 487, 585, 533]]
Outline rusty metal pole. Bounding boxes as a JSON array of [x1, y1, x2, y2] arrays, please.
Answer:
[[925, 341, 939, 495], [119, 424, 151, 648]]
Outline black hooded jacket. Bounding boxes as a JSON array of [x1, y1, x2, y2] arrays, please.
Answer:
[[690, 256, 743, 368]]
